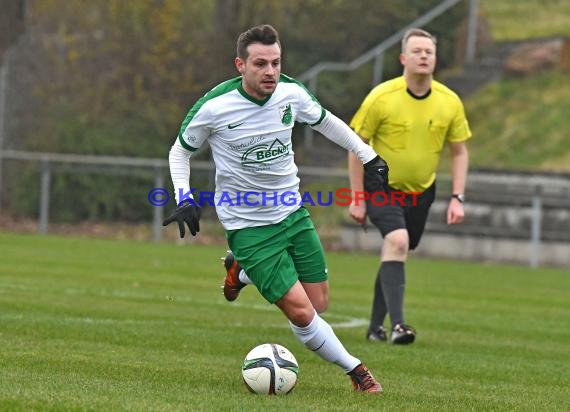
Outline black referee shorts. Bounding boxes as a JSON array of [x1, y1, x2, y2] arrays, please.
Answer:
[[365, 182, 436, 250]]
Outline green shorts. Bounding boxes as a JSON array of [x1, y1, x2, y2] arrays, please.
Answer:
[[225, 207, 328, 304]]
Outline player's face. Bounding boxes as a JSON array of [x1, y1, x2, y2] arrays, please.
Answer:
[[236, 42, 281, 100], [401, 36, 436, 75]]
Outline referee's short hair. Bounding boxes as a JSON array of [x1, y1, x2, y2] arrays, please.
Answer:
[[401, 28, 437, 53]]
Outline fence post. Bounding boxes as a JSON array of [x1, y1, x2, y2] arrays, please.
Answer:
[[39, 159, 51, 234], [372, 52, 384, 86], [465, 0, 479, 63], [0, 61, 8, 212], [529, 184, 542, 268], [153, 166, 164, 242]]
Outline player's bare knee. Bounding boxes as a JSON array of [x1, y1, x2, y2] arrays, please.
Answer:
[[313, 298, 328, 314], [288, 306, 316, 327], [302, 282, 328, 313]]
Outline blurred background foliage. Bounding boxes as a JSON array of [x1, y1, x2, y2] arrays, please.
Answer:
[[6, 0, 466, 157], [1, 0, 569, 223], [481, 0, 570, 40], [2, 0, 468, 222]]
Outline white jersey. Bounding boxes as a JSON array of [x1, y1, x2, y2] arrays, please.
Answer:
[[177, 74, 325, 229]]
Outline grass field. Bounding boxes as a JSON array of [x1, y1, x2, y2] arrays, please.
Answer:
[[463, 70, 570, 172], [481, 0, 570, 40], [1, 232, 568, 411]]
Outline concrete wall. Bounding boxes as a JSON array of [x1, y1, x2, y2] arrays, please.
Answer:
[[339, 224, 570, 268], [338, 171, 570, 268]]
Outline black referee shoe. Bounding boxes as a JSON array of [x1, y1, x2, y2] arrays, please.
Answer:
[[366, 326, 387, 342], [390, 323, 416, 344]]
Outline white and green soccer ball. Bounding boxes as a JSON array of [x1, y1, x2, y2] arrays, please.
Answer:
[[241, 343, 299, 395]]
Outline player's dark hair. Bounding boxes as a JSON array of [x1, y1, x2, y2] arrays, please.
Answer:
[[237, 24, 280, 60], [401, 28, 437, 53]]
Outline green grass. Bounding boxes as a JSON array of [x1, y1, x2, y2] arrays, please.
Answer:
[[454, 2, 570, 172], [1, 232, 569, 411], [460, 69, 570, 171], [481, 0, 570, 40]]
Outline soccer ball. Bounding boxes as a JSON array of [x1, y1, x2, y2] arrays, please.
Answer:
[[241, 343, 299, 395]]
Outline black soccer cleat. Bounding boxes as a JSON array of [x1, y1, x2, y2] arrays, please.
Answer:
[[390, 323, 416, 345]]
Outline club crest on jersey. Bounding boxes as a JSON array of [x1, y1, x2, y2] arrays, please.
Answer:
[[241, 138, 290, 165], [279, 104, 293, 126], [182, 133, 198, 144]]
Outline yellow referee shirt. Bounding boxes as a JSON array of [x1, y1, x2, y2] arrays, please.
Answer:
[[350, 76, 472, 193]]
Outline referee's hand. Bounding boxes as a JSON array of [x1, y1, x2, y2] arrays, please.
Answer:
[[349, 201, 367, 225], [163, 201, 201, 238], [447, 199, 465, 225]]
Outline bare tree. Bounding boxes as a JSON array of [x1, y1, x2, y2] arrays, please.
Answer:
[[0, 0, 26, 62], [213, 0, 241, 78]]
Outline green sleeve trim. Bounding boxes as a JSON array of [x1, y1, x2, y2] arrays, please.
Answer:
[[178, 133, 198, 152], [310, 108, 326, 126]]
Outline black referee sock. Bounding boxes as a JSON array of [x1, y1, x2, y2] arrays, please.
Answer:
[[369, 266, 388, 332], [379, 261, 405, 328]]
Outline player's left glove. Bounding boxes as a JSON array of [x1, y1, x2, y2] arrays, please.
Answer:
[[162, 200, 201, 238], [363, 155, 389, 193]]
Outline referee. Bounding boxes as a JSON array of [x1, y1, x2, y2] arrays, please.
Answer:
[[348, 28, 472, 344]]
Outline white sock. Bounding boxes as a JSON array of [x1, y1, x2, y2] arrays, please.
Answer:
[[290, 312, 360, 373], [238, 269, 253, 285]]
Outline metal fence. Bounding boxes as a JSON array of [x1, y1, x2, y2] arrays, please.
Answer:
[[1, 149, 569, 268], [296, 0, 479, 148]]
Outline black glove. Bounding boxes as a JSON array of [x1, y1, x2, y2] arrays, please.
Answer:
[[363, 155, 389, 193], [162, 200, 201, 238]]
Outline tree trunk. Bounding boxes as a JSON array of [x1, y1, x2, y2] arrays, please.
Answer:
[[213, 0, 241, 78]]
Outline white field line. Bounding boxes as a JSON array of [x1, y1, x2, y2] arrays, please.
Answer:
[[0, 282, 368, 329]]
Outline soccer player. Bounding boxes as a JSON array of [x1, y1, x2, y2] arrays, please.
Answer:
[[348, 28, 472, 344], [163, 24, 387, 393]]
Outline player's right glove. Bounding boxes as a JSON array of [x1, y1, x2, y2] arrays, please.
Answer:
[[162, 200, 201, 238], [363, 155, 390, 193]]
